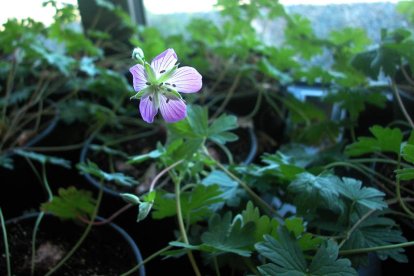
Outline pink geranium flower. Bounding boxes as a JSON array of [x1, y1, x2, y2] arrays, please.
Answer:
[[129, 48, 202, 123]]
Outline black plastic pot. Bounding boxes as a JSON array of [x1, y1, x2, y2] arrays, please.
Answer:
[[1, 212, 145, 276]]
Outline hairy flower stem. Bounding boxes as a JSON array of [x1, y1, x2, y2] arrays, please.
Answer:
[[0, 208, 11, 276], [120, 244, 174, 276], [174, 179, 202, 276], [45, 184, 104, 276]]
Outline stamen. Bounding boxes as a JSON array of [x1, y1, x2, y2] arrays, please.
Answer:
[[145, 82, 151, 85], [160, 70, 166, 74]]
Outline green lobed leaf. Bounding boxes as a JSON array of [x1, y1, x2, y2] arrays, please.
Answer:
[[288, 172, 343, 213], [41, 187, 96, 220], [345, 125, 403, 156], [202, 170, 240, 208], [152, 184, 224, 223], [201, 212, 255, 257], [308, 240, 357, 276], [337, 177, 387, 210], [342, 212, 407, 263], [255, 228, 307, 275], [238, 201, 279, 243], [256, 229, 357, 276]]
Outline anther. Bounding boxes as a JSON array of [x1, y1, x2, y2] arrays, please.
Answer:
[[145, 82, 151, 85], [172, 84, 176, 87], [149, 96, 153, 102], [160, 70, 166, 74], [166, 98, 170, 103], [159, 82, 163, 87]]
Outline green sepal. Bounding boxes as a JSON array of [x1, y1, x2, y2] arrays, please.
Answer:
[[158, 64, 179, 83], [130, 87, 152, 100], [144, 62, 157, 83], [120, 193, 141, 205], [164, 88, 183, 100]]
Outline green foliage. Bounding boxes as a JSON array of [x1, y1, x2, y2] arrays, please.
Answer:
[[153, 185, 224, 223], [288, 172, 343, 213], [345, 126, 403, 156], [256, 228, 357, 276], [167, 105, 238, 159], [238, 201, 279, 243], [396, 140, 414, 180], [337, 178, 386, 211], [41, 187, 96, 220], [342, 212, 408, 263], [170, 212, 255, 257], [202, 170, 241, 208], [14, 149, 71, 168], [325, 88, 387, 122], [77, 161, 138, 187], [289, 172, 387, 219]]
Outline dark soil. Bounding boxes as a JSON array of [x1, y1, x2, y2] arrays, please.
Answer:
[[0, 215, 139, 276]]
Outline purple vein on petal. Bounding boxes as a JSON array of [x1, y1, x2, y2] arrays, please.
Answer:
[[168, 66, 202, 93], [139, 96, 158, 123], [151, 49, 178, 74], [130, 64, 148, 92], [159, 95, 186, 123]]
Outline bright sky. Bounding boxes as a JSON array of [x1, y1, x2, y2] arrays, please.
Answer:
[[0, 0, 402, 25]]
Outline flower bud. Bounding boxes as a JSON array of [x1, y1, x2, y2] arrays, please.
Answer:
[[132, 47, 145, 64]]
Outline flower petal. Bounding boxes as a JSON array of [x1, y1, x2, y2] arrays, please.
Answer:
[[130, 64, 148, 92], [151, 48, 178, 75], [139, 95, 158, 123], [167, 66, 202, 93], [159, 95, 187, 123]]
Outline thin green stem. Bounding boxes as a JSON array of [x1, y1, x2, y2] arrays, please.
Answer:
[[395, 154, 414, 218], [0, 208, 11, 276], [213, 256, 221, 276], [392, 80, 414, 128], [338, 209, 376, 249], [212, 142, 234, 165], [45, 184, 104, 276], [243, 87, 263, 120], [340, 240, 414, 256], [30, 163, 53, 275], [120, 244, 173, 276], [242, 257, 260, 275], [174, 179, 202, 276], [211, 72, 242, 120], [25, 142, 87, 152], [31, 212, 45, 276]]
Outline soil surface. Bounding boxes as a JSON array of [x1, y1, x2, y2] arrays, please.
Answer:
[[0, 215, 139, 276]]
